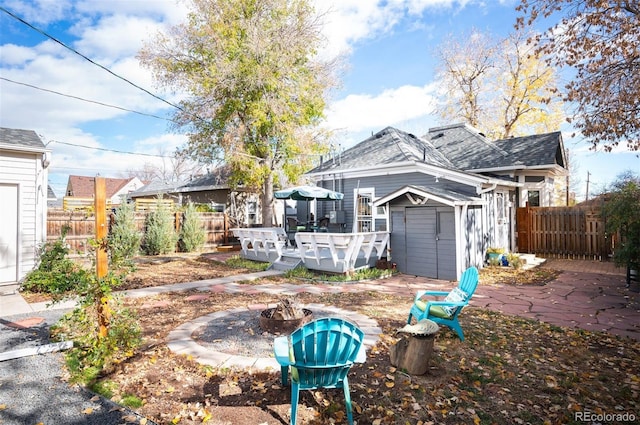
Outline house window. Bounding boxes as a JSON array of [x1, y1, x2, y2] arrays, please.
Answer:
[[528, 190, 540, 207], [354, 188, 375, 232], [496, 192, 510, 224], [247, 201, 257, 225]]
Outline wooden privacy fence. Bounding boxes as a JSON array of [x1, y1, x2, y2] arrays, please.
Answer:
[[517, 205, 612, 260], [47, 210, 230, 257]]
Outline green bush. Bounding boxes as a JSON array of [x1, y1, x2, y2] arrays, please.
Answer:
[[52, 295, 141, 385], [179, 203, 206, 252], [143, 199, 178, 255], [21, 227, 89, 294], [108, 202, 142, 266], [602, 172, 640, 269]]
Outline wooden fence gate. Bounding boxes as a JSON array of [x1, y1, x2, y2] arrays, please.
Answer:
[[517, 205, 612, 260]]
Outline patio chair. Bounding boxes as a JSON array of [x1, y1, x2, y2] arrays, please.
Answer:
[[407, 266, 479, 341], [317, 216, 330, 232], [273, 317, 366, 425]]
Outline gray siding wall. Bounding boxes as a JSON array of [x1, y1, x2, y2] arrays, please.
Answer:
[[317, 173, 476, 231], [464, 205, 485, 268], [0, 149, 46, 281]]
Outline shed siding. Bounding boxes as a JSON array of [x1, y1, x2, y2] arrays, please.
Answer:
[[0, 149, 46, 283]]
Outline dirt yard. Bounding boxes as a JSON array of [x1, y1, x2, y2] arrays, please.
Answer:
[[60, 255, 640, 425]]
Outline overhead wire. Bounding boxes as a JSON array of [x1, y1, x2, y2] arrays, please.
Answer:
[[0, 5, 209, 125], [47, 140, 173, 158], [0, 77, 173, 122]]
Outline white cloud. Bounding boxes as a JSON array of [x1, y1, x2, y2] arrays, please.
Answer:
[[314, 0, 463, 58], [326, 83, 438, 133]]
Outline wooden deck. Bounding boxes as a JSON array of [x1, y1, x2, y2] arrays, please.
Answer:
[[231, 227, 389, 273]]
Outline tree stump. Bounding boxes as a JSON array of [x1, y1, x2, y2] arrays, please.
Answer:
[[390, 335, 435, 375], [389, 319, 439, 375]]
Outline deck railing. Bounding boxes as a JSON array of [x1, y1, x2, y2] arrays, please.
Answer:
[[295, 231, 389, 273], [231, 227, 390, 274], [231, 227, 288, 263]]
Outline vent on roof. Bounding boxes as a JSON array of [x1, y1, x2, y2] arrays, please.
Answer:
[[408, 133, 416, 139], [433, 132, 444, 139], [479, 132, 486, 137]]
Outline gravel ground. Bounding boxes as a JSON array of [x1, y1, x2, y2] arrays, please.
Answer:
[[192, 308, 334, 358], [0, 308, 153, 425]]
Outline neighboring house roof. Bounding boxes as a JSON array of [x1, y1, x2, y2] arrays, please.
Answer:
[[66, 175, 140, 198], [47, 185, 57, 200], [129, 166, 234, 198], [128, 180, 185, 198], [427, 123, 566, 172], [177, 166, 232, 193], [0, 127, 48, 153], [309, 127, 454, 174]]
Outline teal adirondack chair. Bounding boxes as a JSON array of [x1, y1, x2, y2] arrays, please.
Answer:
[[273, 317, 366, 425], [407, 266, 479, 341]]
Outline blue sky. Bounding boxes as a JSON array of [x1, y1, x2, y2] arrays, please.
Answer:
[[1, 0, 638, 200]]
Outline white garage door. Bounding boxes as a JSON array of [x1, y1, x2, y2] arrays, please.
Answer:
[[0, 184, 18, 284]]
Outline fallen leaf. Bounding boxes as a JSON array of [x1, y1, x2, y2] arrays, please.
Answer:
[[82, 407, 93, 415]]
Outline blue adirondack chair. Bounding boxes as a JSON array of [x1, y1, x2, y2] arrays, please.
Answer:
[[407, 266, 479, 341], [273, 317, 366, 425]]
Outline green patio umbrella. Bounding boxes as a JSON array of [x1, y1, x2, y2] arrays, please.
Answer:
[[275, 185, 343, 228], [274, 185, 344, 201]]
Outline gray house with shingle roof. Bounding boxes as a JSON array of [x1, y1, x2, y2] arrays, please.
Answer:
[[0, 127, 51, 285], [306, 124, 567, 280]]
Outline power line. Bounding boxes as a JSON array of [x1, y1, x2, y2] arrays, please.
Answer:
[[0, 5, 194, 119], [48, 140, 174, 158], [0, 77, 173, 122]]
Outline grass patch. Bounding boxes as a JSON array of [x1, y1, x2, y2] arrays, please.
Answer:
[[89, 380, 118, 399], [224, 255, 270, 271], [284, 265, 395, 282], [121, 394, 144, 408]]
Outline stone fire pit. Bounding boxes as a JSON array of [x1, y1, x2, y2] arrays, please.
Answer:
[[259, 298, 313, 334], [259, 307, 313, 334]]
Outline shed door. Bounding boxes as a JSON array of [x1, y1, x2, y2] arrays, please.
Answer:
[[392, 207, 456, 280], [0, 184, 19, 284]]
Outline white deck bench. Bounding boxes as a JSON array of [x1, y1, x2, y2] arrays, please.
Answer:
[[231, 227, 288, 263], [295, 231, 389, 273]]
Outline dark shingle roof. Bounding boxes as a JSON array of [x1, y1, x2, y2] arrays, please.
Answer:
[[177, 166, 232, 192], [427, 123, 509, 170], [0, 127, 46, 151], [427, 123, 565, 171], [309, 127, 453, 173], [493, 132, 565, 169]]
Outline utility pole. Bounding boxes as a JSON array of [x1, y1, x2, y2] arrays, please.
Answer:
[[585, 171, 591, 201]]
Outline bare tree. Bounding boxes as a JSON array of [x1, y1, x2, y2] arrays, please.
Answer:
[[516, 0, 640, 151], [436, 29, 564, 139]]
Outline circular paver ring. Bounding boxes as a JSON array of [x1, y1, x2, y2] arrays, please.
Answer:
[[167, 304, 382, 372]]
